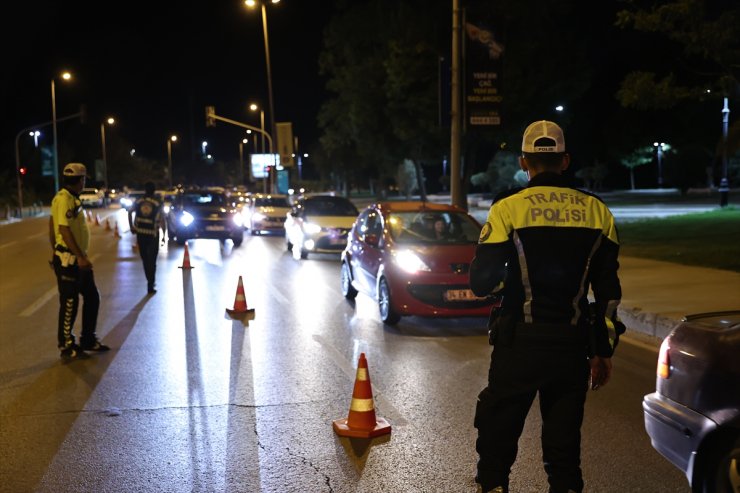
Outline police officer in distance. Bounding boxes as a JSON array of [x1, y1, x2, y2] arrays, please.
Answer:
[[470, 121, 624, 493], [128, 182, 166, 294], [49, 162, 109, 360]]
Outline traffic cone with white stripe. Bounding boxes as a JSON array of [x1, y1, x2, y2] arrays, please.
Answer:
[[105, 218, 111, 231], [178, 243, 193, 269], [226, 275, 255, 317], [333, 353, 391, 438]]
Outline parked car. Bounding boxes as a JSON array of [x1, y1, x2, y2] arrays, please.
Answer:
[[284, 195, 359, 259], [166, 188, 244, 246], [79, 187, 105, 208], [120, 190, 145, 212], [244, 193, 291, 235], [340, 201, 499, 324], [643, 311, 740, 493]]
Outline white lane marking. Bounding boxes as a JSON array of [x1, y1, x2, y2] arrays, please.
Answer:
[[312, 333, 408, 426], [0, 241, 18, 249], [19, 254, 101, 317]]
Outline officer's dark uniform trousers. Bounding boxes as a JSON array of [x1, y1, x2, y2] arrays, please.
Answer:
[[475, 324, 589, 493], [53, 249, 100, 348], [133, 196, 162, 291]]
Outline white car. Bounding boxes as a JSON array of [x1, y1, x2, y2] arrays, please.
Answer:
[[284, 195, 359, 259], [79, 188, 105, 208], [244, 194, 291, 235]]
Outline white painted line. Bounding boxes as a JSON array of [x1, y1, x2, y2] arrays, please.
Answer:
[[0, 241, 18, 250], [19, 254, 100, 317], [20, 287, 57, 317], [312, 333, 408, 426]]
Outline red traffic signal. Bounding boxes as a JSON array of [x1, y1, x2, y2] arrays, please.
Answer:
[[19, 167, 27, 175]]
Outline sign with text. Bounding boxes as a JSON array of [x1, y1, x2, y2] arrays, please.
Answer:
[[250, 153, 280, 179], [276, 122, 295, 167], [465, 19, 504, 126]]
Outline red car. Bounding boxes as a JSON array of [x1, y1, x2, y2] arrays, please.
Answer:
[[340, 201, 499, 324]]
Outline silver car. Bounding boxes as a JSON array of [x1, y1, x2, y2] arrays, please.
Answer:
[[643, 311, 740, 493]]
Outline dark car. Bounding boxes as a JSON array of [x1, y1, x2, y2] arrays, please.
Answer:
[[284, 195, 359, 259], [340, 201, 499, 324], [643, 311, 740, 493], [166, 188, 244, 246]]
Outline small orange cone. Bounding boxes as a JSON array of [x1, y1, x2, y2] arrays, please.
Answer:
[[86, 210, 92, 223], [113, 222, 121, 238], [178, 243, 194, 269], [226, 275, 255, 316], [333, 353, 391, 438], [95, 214, 101, 226]]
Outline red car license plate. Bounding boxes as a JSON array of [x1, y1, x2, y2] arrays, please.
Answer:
[[444, 289, 479, 301]]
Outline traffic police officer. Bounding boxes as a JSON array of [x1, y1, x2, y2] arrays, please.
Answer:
[[49, 162, 109, 360], [127, 182, 166, 294], [470, 121, 624, 493]]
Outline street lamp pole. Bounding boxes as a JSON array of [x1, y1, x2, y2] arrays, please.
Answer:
[[719, 97, 730, 207], [653, 142, 665, 188], [246, 0, 279, 193], [239, 138, 248, 186], [450, 0, 463, 209], [51, 72, 71, 192], [100, 117, 115, 189], [167, 135, 178, 188]]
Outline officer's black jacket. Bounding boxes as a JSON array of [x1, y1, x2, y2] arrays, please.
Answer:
[[470, 172, 622, 356]]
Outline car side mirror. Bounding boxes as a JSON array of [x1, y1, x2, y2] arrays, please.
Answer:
[[365, 234, 380, 247]]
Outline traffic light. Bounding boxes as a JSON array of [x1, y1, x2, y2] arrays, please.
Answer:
[[19, 167, 27, 176], [205, 106, 216, 127]]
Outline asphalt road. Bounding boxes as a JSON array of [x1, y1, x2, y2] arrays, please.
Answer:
[[0, 210, 689, 492]]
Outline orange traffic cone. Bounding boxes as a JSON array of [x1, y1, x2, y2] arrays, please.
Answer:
[[226, 275, 255, 316], [113, 222, 121, 238], [86, 210, 92, 223], [95, 214, 101, 226], [105, 218, 112, 231], [333, 353, 391, 438], [178, 243, 193, 269]]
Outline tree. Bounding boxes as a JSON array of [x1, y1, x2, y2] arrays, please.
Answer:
[[396, 159, 419, 199], [317, 0, 448, 192], [620, 146, 654, 190]]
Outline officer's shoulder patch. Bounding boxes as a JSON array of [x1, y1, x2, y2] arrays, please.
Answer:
[[479, 222, 492, 242], [65, 210, 73, 218]]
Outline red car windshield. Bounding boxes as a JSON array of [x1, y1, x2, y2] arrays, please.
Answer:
[[387, 211, 481, 245]]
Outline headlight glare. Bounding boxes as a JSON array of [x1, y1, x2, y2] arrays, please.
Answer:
[[303, 222, 322, 234], [180, 211, 195, 226], [394, 250, 431, 273]]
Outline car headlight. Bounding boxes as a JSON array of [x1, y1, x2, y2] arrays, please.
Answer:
[[232, 214, 244, 227], [394, 250, 431, 274], [163, 205, 171, 214], [180, 211, 195, 226], [120, 198, 132, 208], [303, 222, 322, 235], [252, 212, 266, 222]]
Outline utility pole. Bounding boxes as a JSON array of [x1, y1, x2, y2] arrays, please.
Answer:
[[450, 0, 464, 209]]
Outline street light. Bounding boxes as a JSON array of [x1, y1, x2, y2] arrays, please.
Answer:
[[201, 141, 208, 156], [51, 71, 72, 192], [29, 131, 41, 147], [249, 103, 265, 152], [167, 135, 178, 188], [100, 117, 115, 189], [719, 97, 730, 207], [653, 142, 666, 188], [245, 0, 279, 193], [239, 138, 249, 185]]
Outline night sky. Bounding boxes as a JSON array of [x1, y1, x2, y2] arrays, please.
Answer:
[[3, 0, 336, 173]]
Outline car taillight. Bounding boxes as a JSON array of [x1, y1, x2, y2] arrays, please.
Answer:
[[657, 337, 671, 379]]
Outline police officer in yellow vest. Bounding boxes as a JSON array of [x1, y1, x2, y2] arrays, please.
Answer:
[[49, 163, 109, 360], [470, 121, 624, 493], [127, 182, 166, 294]]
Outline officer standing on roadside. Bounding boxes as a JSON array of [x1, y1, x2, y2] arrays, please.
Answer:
[[470, 121, 624, 493], [49, 162, 109, 360], [127, 181, 166, 294]]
